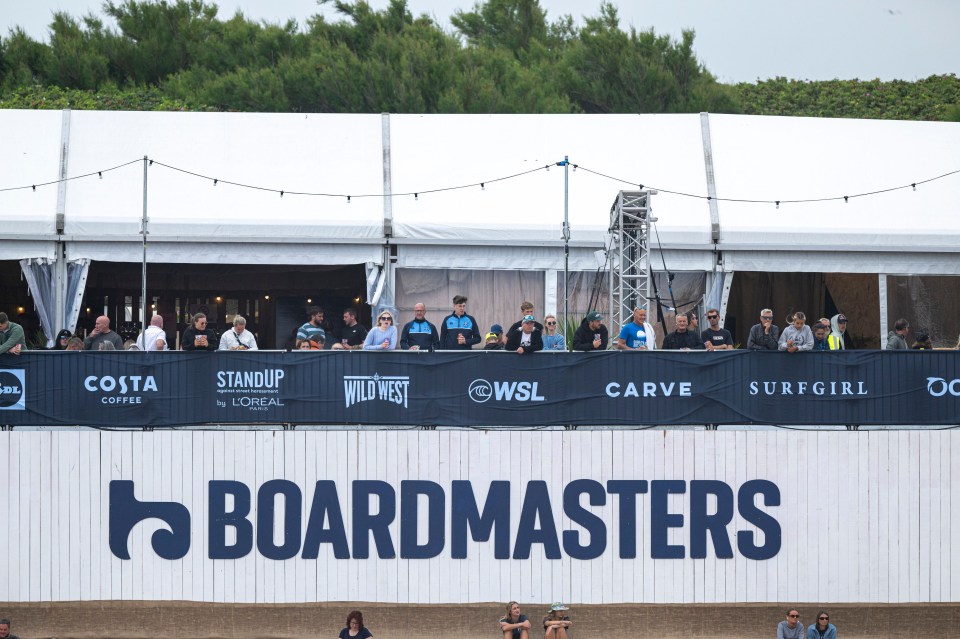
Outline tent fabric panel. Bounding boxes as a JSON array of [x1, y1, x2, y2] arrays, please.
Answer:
[[388, 114, 713, 247], [66, 241, 383, 265], [0, 241, 57, 261], [723, 250, 960, 275], [64, 219, 384, 241], [0, 110, 63, 233], [708, 114, 960, 251], [62, 111, 384, 239]]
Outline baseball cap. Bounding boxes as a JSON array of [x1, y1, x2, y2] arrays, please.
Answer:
[[585, 311, 602, 322], [485, 332, 499, 341], [549, 603, 569, 612], [522, 314, 536, 323], [837, 314, 847, 322], [491, 324, 504, 335]]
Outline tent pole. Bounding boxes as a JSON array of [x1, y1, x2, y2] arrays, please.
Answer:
[[141, 156, 148, 349], [562, 155, 570, 349]]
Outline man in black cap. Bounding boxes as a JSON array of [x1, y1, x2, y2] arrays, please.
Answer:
[[573, 311, 608, 351]]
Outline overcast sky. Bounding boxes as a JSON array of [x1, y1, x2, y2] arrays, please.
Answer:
[[4, 0, 958, 83]]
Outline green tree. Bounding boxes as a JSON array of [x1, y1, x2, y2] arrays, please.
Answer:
[[451, 0, 548, 53]]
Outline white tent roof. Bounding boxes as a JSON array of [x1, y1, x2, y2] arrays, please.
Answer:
[[709, 114, 960, 274], [1, 109, 958, 273]]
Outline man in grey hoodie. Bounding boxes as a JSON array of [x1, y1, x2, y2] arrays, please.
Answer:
[[885, 318, 910, 349]]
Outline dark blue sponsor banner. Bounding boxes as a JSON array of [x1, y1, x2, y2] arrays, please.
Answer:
[[1, 350, 959, 427]]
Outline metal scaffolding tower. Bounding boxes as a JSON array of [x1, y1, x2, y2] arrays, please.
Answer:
[[608, 190, 655, 339]]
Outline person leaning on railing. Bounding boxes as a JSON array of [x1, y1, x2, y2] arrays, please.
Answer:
[[0, 312, 26, 355], [181, 313, 218, 351]]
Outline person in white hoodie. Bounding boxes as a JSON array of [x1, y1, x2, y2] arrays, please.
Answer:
[[616, 306, 657, 351], [778, 312, 814, 353]]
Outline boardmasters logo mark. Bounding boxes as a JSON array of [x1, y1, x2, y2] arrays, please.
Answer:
[[0, 369, 26, 410]]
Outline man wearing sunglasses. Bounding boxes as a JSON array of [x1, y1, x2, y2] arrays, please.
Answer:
[[747, 308, 780, 351], [701, 308, 733, 350]]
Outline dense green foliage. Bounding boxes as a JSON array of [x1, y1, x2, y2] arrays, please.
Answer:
[[0, 0, 956, 120], [736, 75, 960, 122]]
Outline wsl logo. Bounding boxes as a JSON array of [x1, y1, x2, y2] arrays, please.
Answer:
[[927, 377, 960, 397], [344, 373, 410, 408], [0, 369, 25, 411], [468, 379, 545, 403]]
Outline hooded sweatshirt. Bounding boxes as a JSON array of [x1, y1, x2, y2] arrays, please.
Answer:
[[886, 330, 908, 350], [828, 314, 853, 350], [573, 318, 608, 351]]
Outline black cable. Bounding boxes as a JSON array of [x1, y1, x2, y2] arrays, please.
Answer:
[[149, 159, 552, 198], [576, 165, 960, 205], [0, 158, 143, 193]]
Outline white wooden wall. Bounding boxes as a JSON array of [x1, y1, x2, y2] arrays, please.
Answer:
[[0, 430, 957, 604]]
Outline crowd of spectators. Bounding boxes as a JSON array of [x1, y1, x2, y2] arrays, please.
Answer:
[[3, 297, 958, 355]]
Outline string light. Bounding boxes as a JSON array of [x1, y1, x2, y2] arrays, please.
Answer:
[[576, 165, 959, 207], [0, 156, 956, 210], [0, 158, 141, 193]]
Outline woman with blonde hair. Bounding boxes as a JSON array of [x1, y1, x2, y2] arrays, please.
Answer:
[[363, 311, 398, 350]]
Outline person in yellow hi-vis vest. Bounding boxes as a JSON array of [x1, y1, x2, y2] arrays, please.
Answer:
[[828, 314, 854, 350]]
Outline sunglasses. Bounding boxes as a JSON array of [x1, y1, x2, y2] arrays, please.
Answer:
[[378, 317, 392, 322], [818, 617, 829, 621], [788, 614, 799, 618], [761, 316, 773, 320], [546, 321, 556, 325], [707, 314, 718, 319]]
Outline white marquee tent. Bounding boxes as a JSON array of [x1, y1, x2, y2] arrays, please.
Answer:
[[1, 110, 958, 345]]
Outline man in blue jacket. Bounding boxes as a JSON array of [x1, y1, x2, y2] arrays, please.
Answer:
[[439, 295, 481, 350], [400, 302, 440, 351]]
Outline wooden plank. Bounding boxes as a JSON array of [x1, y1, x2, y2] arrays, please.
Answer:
[[9, 432, 23, 601], [919, 432, 932, 601], [897, 431, 911, 603], [939, 432, 951, 601]]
